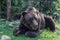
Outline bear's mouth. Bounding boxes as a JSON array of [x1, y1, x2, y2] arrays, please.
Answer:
[[23, 23, 38, 30], [22, 21, 38, 30], [31, 26, 38, 30]]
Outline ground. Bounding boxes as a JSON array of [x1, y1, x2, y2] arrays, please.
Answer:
[[0, 20, 60, 40]]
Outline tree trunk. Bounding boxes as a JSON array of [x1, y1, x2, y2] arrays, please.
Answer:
[[7, 0, 12, 21]]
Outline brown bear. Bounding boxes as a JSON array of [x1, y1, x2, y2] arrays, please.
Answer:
[[13, 7, 55, 37]]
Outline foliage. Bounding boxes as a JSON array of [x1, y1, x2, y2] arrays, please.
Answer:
[[0, 0, 60, 20]]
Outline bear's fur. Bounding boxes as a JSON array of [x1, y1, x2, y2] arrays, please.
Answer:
[[13, 7, 55, 37]]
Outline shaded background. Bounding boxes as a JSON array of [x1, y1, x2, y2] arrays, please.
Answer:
[[0, 0, 60, 23]]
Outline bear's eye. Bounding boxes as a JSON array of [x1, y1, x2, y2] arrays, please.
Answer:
[[30, 18, 33, 20], [29, 18, 33, 22], [27, 18, 33, 23]]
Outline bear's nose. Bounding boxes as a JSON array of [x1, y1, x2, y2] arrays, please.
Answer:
[[34, 25, 38, 27], [33, 25, 38, 30], [34, 23, 38, 27]]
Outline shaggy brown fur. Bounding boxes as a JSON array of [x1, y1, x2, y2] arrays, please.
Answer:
[[13, 7, 55, 37]]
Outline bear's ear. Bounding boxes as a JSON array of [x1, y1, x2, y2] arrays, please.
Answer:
[[22, 12, 27, 16]]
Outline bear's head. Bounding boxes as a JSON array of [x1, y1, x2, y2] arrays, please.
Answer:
[[21, 7, 40, 30]]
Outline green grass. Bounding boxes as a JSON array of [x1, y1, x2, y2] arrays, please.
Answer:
[[0, 21, 60, 40]]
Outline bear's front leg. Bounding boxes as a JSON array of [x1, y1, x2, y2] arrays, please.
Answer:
[[13, 26, 28, 36], [13, 27, 27, 36], [13, 27, 21, 36], [25, 31, 39, 38]]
